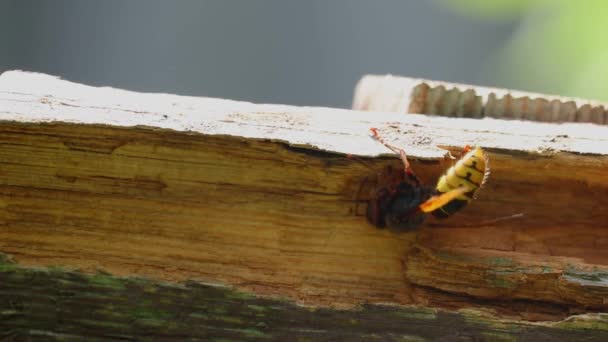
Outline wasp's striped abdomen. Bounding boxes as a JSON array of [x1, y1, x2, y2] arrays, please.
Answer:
[[432, 146, 489, 218]]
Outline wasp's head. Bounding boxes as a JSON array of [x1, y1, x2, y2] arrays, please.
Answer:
[[376, 182, 435, 232]]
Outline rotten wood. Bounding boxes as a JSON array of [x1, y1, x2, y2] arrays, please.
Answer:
[[1, 71, 608, 337]]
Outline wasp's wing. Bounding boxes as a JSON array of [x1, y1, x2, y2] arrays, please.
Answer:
[[418, 186, 469, 213]]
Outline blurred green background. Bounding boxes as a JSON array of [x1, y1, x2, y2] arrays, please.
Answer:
[[1, 0, 606, 106], [446, 0, 608, 102]]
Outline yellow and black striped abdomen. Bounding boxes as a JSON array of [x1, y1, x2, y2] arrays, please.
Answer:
[[432, 146, 489, 218]]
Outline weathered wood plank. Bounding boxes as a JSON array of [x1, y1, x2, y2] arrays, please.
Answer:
[[2, 256, 608, 341], [407, 245, 608, 308], [2, 71, 608, 159], [1, 71, 608, 332]]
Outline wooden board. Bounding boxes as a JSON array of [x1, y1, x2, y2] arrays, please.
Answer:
[[2, 256, 608, 341], [353, 74, 608, 125], [1, 71, 608, 332]]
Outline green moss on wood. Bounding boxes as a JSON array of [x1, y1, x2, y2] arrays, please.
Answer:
[[554, 314, 608, 331], [1, 254, 608, 341]]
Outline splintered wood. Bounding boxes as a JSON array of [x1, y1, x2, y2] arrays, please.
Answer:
[[1, 71, 608, 325], [353, 74, 608, 125]]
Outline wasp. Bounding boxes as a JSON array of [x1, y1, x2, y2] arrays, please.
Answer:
[[363, 128, 490, 231]]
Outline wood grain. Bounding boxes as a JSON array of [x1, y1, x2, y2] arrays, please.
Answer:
[[4, 257, 607, 341], [1, 71, 608, 322]]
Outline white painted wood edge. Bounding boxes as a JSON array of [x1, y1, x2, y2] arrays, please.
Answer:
[[1, 70, 607, 159]]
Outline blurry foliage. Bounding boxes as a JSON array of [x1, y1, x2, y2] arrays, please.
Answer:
[[443, 0, 608, 102]]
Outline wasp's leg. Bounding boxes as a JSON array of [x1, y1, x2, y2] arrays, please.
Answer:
[[370, 128, 407, 160], [444, 144, 471, 160], [370, 128, 421, 186], [418, 186, 469, 213]]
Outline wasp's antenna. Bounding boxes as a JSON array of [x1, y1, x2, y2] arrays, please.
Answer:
[[475, 213, 525, 226], [427, 213, 525, 228]]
